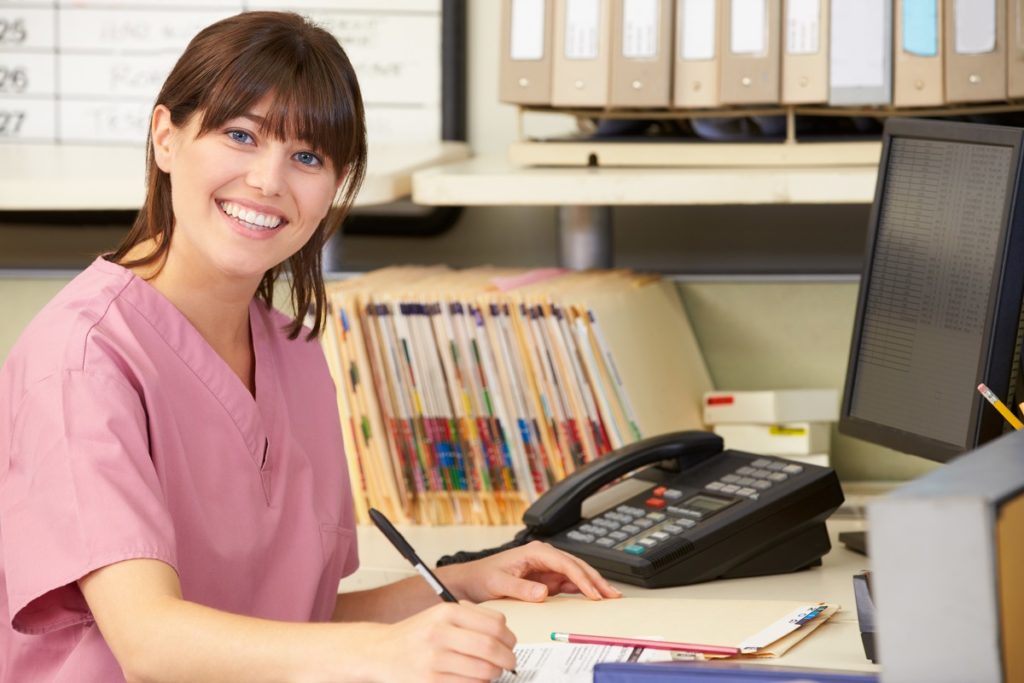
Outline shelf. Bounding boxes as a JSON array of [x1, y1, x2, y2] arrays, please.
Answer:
[[0, 141, 470, 211], [412, 155, 880, 206]]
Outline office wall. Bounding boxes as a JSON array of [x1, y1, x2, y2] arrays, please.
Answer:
[[0, 3, 936, 482]]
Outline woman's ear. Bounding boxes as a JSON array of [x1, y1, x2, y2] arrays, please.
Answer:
[[151, 105, 176, 174]]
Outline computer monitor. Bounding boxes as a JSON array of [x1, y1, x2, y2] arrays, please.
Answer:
[[839, 118, 1024, 463]]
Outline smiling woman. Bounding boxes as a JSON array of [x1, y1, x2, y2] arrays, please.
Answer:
[[0, 10, 619, 683], [109, 10, 367, 342]]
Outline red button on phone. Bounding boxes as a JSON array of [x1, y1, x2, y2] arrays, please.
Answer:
[[653, 486, 667, 497], [645, 497, 666, 509]]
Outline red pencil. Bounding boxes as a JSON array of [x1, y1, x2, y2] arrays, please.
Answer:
[[550, 631, 740, 656]]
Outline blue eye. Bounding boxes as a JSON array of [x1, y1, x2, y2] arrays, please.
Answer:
[[294, 151, 323, 168], [227, 129, 253, 145]]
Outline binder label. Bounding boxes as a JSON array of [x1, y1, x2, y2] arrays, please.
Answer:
[[511, 0, 546, 61], [902, 0, 938, 57], [786, 0, 820, 55], [953, 0, 996, 55], [565, 0, 600, 60], [679, 0, 716, 60], [731, 0, 767, 55], [622, 0, 659, 59]]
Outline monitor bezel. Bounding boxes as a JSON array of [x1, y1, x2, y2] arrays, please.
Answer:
[[839, 118, 1024, 463]]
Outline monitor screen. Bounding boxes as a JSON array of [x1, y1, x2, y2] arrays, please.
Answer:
[[840, 119, 1024, 462]]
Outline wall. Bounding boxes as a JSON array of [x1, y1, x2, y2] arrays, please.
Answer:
[[0, 2, 938, 482]]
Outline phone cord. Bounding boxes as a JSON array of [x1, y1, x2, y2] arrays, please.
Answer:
[[435, 527, 537, 566]]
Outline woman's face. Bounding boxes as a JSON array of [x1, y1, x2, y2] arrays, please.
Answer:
[[151, 96, 342, 286]]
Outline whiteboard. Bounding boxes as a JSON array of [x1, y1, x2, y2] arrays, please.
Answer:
[[0, 0, 445, 145]]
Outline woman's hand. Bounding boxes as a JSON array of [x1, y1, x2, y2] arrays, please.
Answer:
[[366, 601, 517, 683], [438, 540, 622, 604]]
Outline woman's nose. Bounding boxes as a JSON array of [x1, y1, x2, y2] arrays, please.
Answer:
[[246, 151, 286, 196]]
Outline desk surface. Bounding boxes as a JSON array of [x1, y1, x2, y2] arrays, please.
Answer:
[[340, 519, 877, 675]]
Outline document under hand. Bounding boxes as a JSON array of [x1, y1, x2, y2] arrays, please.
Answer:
[[494, 642, 673, 683]]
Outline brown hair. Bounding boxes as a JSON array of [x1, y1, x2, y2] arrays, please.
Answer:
[[109, 11, 367, 340]]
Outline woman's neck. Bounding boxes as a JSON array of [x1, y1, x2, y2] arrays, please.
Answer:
[[121, 238, 258, 392]]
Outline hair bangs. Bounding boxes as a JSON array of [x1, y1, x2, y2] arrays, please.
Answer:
[[196, 37, 364, 182]]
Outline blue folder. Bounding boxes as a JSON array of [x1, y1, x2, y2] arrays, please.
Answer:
[[593, 661, 879, 683]]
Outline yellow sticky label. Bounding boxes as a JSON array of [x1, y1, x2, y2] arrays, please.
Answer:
[[769, 426, 807, 436]]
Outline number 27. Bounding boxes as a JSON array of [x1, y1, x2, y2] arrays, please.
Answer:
[[0, 111, 25, 135]]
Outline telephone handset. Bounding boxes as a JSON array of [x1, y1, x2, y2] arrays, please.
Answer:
[[523, 431, 724, 536], [520, 430, 845, 588]]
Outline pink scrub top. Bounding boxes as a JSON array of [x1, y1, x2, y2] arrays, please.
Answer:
[[0, 257, 358, 682]]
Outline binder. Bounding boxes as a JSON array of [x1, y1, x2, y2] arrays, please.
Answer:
[[609, 0, 674, 107], [673, 0, 720, 107], [944, 0, 1006, 103], [781, 0, 829, 104], [893, 0, 944, 106], [828, 0, 891, 105], [499, 0, 556, 105], [552, 0, 614, 107], [720, 0, 782, 104], [1010, 0, 1024, 98]]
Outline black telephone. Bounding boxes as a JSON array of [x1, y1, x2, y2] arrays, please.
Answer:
[[453, 430, 844, 588]]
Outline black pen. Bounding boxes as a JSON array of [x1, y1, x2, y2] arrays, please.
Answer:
[[368, 507, 458, 602], [369, 508, 518, 676]]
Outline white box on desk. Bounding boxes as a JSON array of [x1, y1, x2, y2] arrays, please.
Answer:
[[703, 389, 839, 425], [713, 422, 831, 456]]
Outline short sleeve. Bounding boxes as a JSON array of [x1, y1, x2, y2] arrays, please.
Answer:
[[1, 370, 177, 634]]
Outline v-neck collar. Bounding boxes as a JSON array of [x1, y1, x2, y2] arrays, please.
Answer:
[[95, 257, 278, 469]]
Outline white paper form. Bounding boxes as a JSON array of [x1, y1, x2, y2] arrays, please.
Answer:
[[511, 0, 546, 60], [830, 0, 885, 88], [730, 0, 767, 55], [622, 0, 659, 58], [679, 0, 716, 60], [954, 0, 996, 54], [494, 644, 672, 683], [786, 0, 820, 55]]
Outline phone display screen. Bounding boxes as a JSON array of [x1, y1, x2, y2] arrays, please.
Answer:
[[683, 494, 732, 514]]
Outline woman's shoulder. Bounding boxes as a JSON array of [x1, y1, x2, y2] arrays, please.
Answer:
[[3, 257, 142, 388]]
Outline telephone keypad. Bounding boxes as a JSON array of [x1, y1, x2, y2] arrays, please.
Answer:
[[567, 455, 809, 556]]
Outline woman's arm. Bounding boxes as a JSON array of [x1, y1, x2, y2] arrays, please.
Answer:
[[80, 558, 515, 683]]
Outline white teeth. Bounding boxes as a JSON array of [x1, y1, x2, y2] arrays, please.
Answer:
[[218, 201, 283, 230]]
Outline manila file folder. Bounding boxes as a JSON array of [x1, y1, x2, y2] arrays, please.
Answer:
[[485, 596, 838, 658]]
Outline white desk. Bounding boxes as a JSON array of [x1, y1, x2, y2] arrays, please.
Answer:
[[341, 518, 878, 675]]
